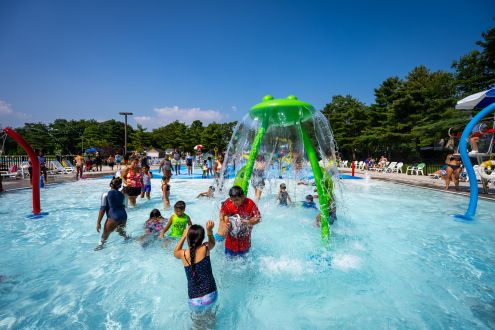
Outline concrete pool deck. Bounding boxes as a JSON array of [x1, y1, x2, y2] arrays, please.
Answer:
[[340, 168, 495, 201], [1, 165, 494, 201]]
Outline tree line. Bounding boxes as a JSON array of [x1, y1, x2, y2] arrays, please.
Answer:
[[2, 119, 237, 156], [322, 22, 494, 162]]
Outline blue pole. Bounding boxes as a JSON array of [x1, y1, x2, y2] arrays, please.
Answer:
[[455, 102, 495, 220]]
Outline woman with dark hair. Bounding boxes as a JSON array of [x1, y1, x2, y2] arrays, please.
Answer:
[[121, 159, 143, 207], [95, 177, 129, 250], [174, 221, 218, 312], [445, 153, 462, 191]]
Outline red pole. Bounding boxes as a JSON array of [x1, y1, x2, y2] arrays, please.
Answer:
[[351, 160, 355, 177], [3, 127, 41, 214]]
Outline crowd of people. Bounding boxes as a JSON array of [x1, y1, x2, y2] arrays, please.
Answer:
[[94, 149, 332, 319]]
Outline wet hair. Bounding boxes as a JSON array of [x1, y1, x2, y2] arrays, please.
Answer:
[[149, 209, 162, 218], [187, 224, 205, 278], [280, 183, 286, 189], [305, 194, 314, 202], [174, 200, 186, 210], [209, 186, 216, 191], [229, 186, 244, 198], [110, 176, 122, 189]]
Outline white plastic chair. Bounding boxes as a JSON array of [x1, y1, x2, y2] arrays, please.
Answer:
[[392, 162, 403, 173]]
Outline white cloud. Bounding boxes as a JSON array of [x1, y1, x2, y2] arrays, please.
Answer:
[[134, 106, 225, 129], [0, 100, 13, 115], [0, 99, 27, 128], [231, 106, 238, 112]]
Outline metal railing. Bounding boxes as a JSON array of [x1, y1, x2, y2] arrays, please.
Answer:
[[0, 155, 75, 170]]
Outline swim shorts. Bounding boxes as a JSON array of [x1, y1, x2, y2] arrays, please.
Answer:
[[124, 186, 142, 197], [225, 247, 249, 257], [188, 291, 218, 311], [142, 184, 151, 193]]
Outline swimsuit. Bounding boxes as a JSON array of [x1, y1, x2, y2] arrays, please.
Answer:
[[142, 173, 151, 193], [184, 248, 217, 311], [125, 168, 143, 196], [278, 191, 289, 206], [302, 201, 318, 209], [100, 190, 127, 224], [169, 213, 189, 237], [251, 169, 265, 189], [144, 219, 165, 234]]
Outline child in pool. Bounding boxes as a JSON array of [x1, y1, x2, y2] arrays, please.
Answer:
[[202, 160, 208, 178], [159, 201, 192, 239], [140, 166, 152, 200], [161, 175, 171, 209], [302, 194, 317, 209], [197, 186, 215, 198], [315, 200, 337, 227], [277, 183, 292, 206], [139, 209, 165, 242], [174, 221, 218, 313]]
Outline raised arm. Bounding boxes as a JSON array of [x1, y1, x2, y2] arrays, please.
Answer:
[[187, 215, 192, 226], [173, 226, 189, 259], [205, 220, 215, 250], [159, 216, 173, 239]]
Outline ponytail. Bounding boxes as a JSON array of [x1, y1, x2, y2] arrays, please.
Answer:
[[187, 224, 205, 277]]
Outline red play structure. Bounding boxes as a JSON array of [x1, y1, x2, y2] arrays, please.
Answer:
[[3, 127, 41, 215]]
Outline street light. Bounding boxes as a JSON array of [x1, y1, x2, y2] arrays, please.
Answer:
[[119, 112, 133, 155]]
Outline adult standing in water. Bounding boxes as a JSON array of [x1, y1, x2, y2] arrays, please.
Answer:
[[121, 159, 143, 207], [95, 177, 129, 250], [74, 151, 84, 180], [217, 186, 261, 256], [186, 152, 193, 176], [94, 152, 103, 172], [250, 155, 266, 201], [38, 150, 48, 184], [214, 154, 224, 186], [444, 153, 462, 191], [115, 152, 122, 170], [173, 148, 181, 175]]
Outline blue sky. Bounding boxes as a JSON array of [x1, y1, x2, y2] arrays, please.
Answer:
[[0, 0, 494, 129]]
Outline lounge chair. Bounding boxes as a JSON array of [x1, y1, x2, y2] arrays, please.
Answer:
[[1, 164, 20, 180], [391, 162, 404, 173], [50, 160, 74, 174], [61, 159, 76, 171], [379, 161, 396, 173], [385, 161, 398, 173]]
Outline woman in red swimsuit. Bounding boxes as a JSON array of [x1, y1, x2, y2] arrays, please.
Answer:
[[121, 159, 143, 207]]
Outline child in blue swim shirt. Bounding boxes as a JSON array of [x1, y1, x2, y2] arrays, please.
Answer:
[[302, 194, 317, 209]]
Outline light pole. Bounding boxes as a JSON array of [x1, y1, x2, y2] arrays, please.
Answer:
[[119, 112, 133, 155]]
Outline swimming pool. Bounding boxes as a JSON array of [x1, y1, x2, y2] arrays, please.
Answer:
[[0, 178, 494, 328]]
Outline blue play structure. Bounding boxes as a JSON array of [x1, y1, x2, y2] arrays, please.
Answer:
[[454, 89, 495, 220]]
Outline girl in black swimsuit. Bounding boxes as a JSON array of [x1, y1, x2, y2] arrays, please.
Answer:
[[445, 153, 462, 191]]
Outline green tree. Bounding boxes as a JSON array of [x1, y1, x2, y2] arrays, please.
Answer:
[[453, 23, 495, 96], [322, 95, 369, 160]]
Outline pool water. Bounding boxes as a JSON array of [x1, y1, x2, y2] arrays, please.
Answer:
[[0, 178, 494, 328]]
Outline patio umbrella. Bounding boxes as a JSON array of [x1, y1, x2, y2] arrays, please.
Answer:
[[193, 144, 203, 150], [456, 88, 495, 110]]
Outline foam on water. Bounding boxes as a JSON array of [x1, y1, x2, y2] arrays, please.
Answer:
[[0, 178, 494, 328]]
